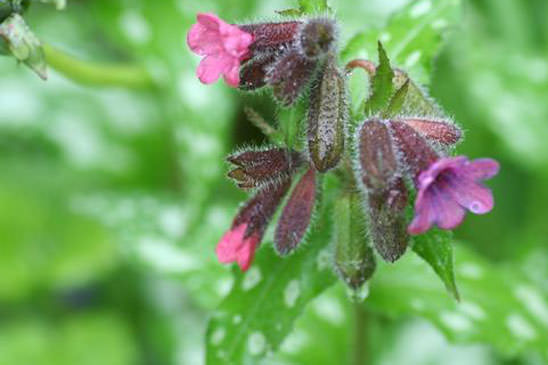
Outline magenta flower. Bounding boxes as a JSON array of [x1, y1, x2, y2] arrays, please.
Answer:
[[216, 223, 260, 271], [408, 156, 500, 235], [187, 13, 253, 87]]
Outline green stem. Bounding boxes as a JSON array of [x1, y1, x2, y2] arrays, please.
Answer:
[[43, 43, 155, 89], [353, 303, 368, 365]]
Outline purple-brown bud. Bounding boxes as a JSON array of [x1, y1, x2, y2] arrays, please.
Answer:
[[389, 120, 439, 179], [274, 167, 317, 255], [334, 193, 376, 290], [357, 119, 398, 192], [307, 55, 347, 172], [239, 21, 301, 57], [234, 179, 291, 239], [239, 53, 276, 91], [227, 148, 303, 189], [266, 48, 316, 106], [297, 18, 337, 60], [367, 178, 409, 263], [399, 118, 462, 146]]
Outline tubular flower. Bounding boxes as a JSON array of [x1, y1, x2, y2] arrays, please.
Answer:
[[408, 156, 500, 235], [216, 223, 261, 271], [187, 13, 253, 87]]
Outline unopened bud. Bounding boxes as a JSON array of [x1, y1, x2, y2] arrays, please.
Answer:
[[389, 120, 438, 178], [267, 48, 316, 106], [274, 167, 316, 255], [240, 54, 275, 91], [334, 193, 376, 289], [357, 119, 398, 191], [239, 21, 301, 57], [368, 178, 409, 262], [0, 13, 47, 79], [297, 18, 337, 59], [399, 118, 462, 146], [227, 148, 302, 189], [307, 55, 347, 172]]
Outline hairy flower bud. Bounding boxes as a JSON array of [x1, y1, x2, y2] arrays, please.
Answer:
[[227, 148, 303, 189], [274, 167, 316, 255], [307, 55, 347, 172], [367, 178, 409, 262], [400, 118, 462, 146], [357, 119, 398, 192], [389, 120, 438, 178], [297, 18, 337, 59], [0, 13, 46, 79], [239, 53, 276, 90], [266, 48, 316, 106], [239, 21, 301, 57], [334, 193, 376, 290]]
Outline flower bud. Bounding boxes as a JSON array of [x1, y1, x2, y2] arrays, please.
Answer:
[[266, 48, 316, 106], [297, 18, 337, 60], [334, 193, 376, 290], [389, 120, 438, 179], [0, 13, 47, 79], [357, 119, 398, 192], [399, 118, 462, 146], [239, 21, 301, 57], [307, 55, 347, 172], [367, 178, 409, 262], [274, 167, 316, 255], [239, 54, 275, 91], [227, 148, 303, 189]]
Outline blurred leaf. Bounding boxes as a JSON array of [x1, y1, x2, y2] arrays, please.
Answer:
[[367, 244, 548, 360], [298, 0, 329, 14], [205, 202, 336, 365], [364, 41, 394, 116], [412, 229, 459, 300], [341, 0, 461, 83]]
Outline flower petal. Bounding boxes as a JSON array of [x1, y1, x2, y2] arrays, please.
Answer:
[[459, 158, 500, 181], [196, 55, 226, 84], [430, 187, 466, 229], [236, 236, 259, 271], [196, 13, 222, 30], [451, 180, 495, 214], [408, 189, 437, 234], [215, 224, 247, 263], [223, 60, 240, 87]]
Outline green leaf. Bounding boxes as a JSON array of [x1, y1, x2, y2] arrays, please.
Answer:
[[277, 101, 306, 150], [382, 78, 409, 118], [364, 41, 394, 116], [412, 229, 459, 300], [367, 244, 548, 360], [298, 0, 329, 14], [205, 202, 337, 365], [341, 0, 461, 83]]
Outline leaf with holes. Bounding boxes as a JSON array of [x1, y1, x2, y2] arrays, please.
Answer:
[[205, 200, 336, 365], [366, 244, 548, 360]]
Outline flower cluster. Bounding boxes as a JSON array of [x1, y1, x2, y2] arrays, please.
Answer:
[[187, 12, 499, 287]]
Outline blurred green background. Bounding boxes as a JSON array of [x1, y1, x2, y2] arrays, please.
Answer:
[[0, 0, 547, 364]]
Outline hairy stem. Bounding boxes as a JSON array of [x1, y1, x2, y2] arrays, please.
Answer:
[[353, 303, 368, 365], [43, 43, 155, 89]]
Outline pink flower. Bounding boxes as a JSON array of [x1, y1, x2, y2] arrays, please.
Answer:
[[408, 156, 499, 235], [216, 224, 260, 271], [187, 13, 253, 87]]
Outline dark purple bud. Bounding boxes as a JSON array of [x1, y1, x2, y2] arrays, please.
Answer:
[[334, 193, 376, 290], [267, 48, 316, 106], [239, 54, 276, 90], [238, 21, 301, 57], [358, 119, 398, 191], [227, 148, 303, 189], [274, 167, 317, 255], [367, 178, 409, 263], [389, 120, 439, 179], [297, 18, 337, 60], [235, 179, 292, 239], [307, 55, 347, 172], [400, 118, 462, 146]]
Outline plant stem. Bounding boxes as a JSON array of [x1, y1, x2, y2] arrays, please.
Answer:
[[353, 303, 368, 365], [43, 43, 155, 89]]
